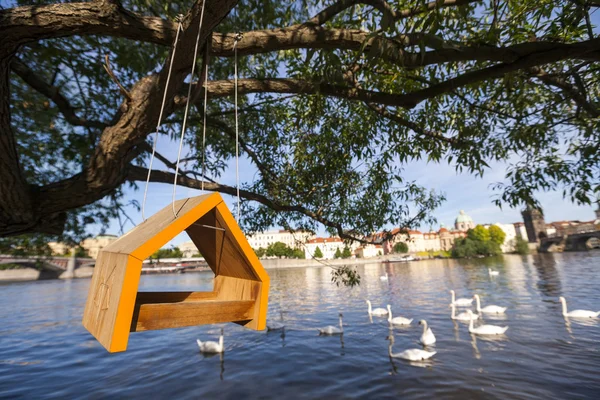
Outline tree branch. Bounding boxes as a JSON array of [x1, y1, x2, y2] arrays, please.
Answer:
[[306, 0, 481, 25], [0, 1, 177, 56], [10, 57, 107, 130], [528, 67, 600, 118], [1, 0, 239, 236], [128, 165, 369, 243]]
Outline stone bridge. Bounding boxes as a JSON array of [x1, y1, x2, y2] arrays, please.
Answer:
[[0, 255, 95, 278], [540, 230, 600, 252]]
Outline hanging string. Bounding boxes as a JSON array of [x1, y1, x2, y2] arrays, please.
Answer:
[[233, 33, 242, 221], [172, 1, 207, 218], [142, 17, 183, 221], [201, 45, 209, 191]]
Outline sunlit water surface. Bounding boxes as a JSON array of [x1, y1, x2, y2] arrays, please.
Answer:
[[1, 253, 600, 399]]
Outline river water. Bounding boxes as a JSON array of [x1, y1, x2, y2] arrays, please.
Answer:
[[1, 253, 599, 399]]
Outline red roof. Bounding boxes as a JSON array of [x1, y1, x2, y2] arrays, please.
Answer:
[[438, 227, 449, 233]]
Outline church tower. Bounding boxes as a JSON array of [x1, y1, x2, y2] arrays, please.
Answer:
[[521, 206, 546, 243]]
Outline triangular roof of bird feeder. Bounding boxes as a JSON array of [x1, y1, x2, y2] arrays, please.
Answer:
[[82, 193, 269, 353]]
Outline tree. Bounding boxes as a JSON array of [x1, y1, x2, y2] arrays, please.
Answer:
[[266, 241, 290, 257], [2, 0, 599, 245], [313, 246, 323, 258], [393, 242, 409, 253], [150, 247, 183, 261], [0, 235, 52, 257], [468, 225, 491, 243], [515, 237, 530, 255], [254, 247, 266, 258], [452, 233, 502, 258], [341, 245, 352, 259], [488, 225, 506, 246], [334, 247, 342, 259], [290, 248, 305, 259]]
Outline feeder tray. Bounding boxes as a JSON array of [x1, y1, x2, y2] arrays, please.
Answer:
[[82, 193, 269, 353]]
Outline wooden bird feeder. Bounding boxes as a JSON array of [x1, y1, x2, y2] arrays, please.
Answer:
[[82, 193, 270, 353]]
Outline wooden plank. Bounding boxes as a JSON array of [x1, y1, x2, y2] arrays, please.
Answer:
[[215, 203, 270, 330], [214, 276, 263, 330], [82, 252, 141, 352], [131, 300, 255, 332], [135, 291, 218, 304], [102, 193, 222, 260]]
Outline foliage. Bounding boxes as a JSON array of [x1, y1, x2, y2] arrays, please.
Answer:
[[515, 237, 530, 255], [261, 241, 305, 258], [468, 225, 491, 243], [416, 250, 451, 258], [393, 242, 409, 253], [0, 235, 52, 257], [313, 246, 323, 258], [334, 247, 342, 259], [341, 245, 352, 259], [488, 225, 507, 246], [331, 265, 360, 288], [452, 236, 502, 258], [150, 247, 183, 260], [64, 246, 87, 258], [455, 224, 505, 258]]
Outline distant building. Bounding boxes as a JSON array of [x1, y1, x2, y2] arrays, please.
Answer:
[[355, 244, 383, 258], [521, 207, 546, 243], [304, 237, 359, 259], [81, 235, 118, 259], [179, 241, 199, 258], [455, 210, 475, 231], [513, 222, 528, 240], [48, 241, 73, 256], [247, 230, 315, 250], [492, 223, 517, 253], [49, 234, 118, 258]]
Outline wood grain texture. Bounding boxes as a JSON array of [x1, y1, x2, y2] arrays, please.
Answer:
[[214, 276, 263, 330], [136, 291, 218, 303], [82, 193, 270, 352], [131, 299, 255, 332], [82, 251, 141, 352], [102, 192, 221, 259]]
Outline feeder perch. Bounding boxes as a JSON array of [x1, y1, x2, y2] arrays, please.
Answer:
[[82, 193, 269, 353]]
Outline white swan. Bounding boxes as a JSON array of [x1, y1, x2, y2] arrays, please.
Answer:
[[467, 310, 508, 335], [451, 303, 479, 321], [474, 294, 507, 314], [387, 304, 412, 325], [267, 311, 285, 331], [488, 268, 499, 276], [418, 320, 436, 346], [387, 335, 436, 361], [560, 297, 600, 318], [318, 313, 344, 335], [380, 272, 389, 281], [197, 328, 225, 353], [367, 300, 388, 316], [450, 290, 473, 306]]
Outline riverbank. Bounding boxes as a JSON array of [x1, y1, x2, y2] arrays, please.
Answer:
[[0, 266, 94, 282]]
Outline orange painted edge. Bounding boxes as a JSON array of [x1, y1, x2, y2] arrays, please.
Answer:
[[109, 255, 142, 353], [131, 193, 223, 261], [215, 202, 270, 330]]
